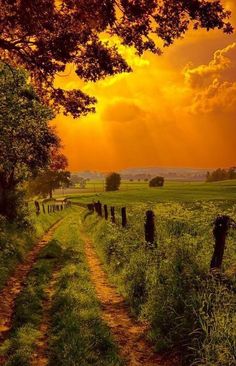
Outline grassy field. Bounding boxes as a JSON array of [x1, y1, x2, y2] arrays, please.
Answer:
[[56, 179, 236, 206], [83, 200, 236, 366]]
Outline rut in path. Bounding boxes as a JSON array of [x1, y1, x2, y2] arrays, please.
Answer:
[[82, 233, 177, 366], [30, 270, 60, 366], [0, 220, 62, 347]]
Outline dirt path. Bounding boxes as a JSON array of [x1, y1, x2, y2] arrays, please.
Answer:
[[0, 220, 62, 346], [82, 233, 177, 366], [30, 270, 59, 366]]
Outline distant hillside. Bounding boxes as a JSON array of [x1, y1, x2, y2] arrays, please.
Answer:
[[73, 167, 212, 181]]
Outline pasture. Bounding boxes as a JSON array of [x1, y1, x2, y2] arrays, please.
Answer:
[[55, 179, 236, 206]]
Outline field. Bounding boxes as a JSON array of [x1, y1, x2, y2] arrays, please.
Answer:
[[55, 179, 236, 205], [1, 180, 236, 366]]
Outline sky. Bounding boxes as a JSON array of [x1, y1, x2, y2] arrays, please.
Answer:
[[54, 1, 236, 172]]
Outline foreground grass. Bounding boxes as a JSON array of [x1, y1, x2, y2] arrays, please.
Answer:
[[1, 210, 122, 366], [83, 201, 236, 366], [1, 240, 63, 366], [49, 212, 122, 366], [0, 208, 67, 291]]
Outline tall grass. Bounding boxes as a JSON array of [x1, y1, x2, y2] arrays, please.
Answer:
[[83, 201, 236, 366], [0, 208, 67, 291]]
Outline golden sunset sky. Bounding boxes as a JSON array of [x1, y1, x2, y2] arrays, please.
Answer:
[[54, 1, 236, 172]]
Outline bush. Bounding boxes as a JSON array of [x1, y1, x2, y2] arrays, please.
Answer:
[[149, 176, 164, 187], [105, 173, 121, 192]]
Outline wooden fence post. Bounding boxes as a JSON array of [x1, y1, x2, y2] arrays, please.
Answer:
[[144, 210, 155, 245], [104, 205, 108, 220], [210, 215, 232, 270], [42, 203, 46, 214], [121, 207, 127, 227], [97, 201, 102, 217], [34, 201, 40, 215], [111, 207, 115, 224]]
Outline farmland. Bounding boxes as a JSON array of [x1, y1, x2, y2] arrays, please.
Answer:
[[1, 180, 236, 366], [55, 179, 236, 205]]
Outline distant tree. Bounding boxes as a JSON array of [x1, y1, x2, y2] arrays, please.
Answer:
[[70, 175, 87, 189], [105, 173, 121, 192], [206, 167, 236, 182], [129, 179, 134, 182], [0, 0, 232, 118], [144, 178, 149, 182], [149, 176, 164, 187], [29, 149, 70, 198], [0, 63, 58, 220]]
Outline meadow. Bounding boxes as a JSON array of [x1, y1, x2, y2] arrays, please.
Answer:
[[1, 180, 236, 366], [56, 179, 236, 205]]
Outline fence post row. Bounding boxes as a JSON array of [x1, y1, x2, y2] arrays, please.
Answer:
[[144, 210, 155, 245]]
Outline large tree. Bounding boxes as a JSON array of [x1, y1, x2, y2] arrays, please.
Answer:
[[0, 0, 233, 118], [0, 62, 59, 220]]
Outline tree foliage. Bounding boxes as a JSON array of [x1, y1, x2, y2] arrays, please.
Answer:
[[206, 167, 236, 182], [29, 149, 71, 198], [0, 62, 59, 220], [105, 172, 121, 191], [149, 176, 164, 187], [0, 0, 233, 118]]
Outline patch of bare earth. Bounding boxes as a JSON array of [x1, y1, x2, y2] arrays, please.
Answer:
[[82, 234, 179, 366], [0, 219, 62, 357]]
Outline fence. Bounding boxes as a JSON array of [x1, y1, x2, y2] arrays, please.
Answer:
[[34, 199, 71, 216], [85, 200, 236, 272]]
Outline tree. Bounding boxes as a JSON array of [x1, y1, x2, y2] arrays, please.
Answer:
[[0, 1, 232, 118], [105, 172, 121, 191], [70, 175, 87, 188], [0, 62, 58, 220], [29, 149, 71, 198], [149, 176, 164, 187], [206, 167, 236, 182]]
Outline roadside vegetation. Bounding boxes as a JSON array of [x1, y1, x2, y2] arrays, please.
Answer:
[[1, 210, 122, 366], [83, 201, 236, 366], [0, 208, 67, 292]]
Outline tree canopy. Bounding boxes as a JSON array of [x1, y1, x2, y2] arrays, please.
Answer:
[[0, 62, 59, 219], [28, 149, 71, 198], [106, 172, 121, 191], [0, 0, 233, 118]]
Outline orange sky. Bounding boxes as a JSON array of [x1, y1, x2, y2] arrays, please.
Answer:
[[54, 1, 236, 172]]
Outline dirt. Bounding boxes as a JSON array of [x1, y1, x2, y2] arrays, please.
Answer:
[[30, 270, 59, 366], [0, 220, 62, 348], [82, 233, 178, 366]]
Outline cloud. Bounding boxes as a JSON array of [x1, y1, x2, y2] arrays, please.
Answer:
[[102, 99, 146, 123], [184, 42, 236, 88], [183, 42, 236, 114]]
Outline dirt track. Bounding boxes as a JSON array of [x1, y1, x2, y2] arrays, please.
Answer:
[[83, 233, 176, 366], [0, 220, 62, 350]]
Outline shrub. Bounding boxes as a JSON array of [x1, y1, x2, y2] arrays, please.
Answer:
[[105, 173, 121, 192], [149, 176, 164, 187]]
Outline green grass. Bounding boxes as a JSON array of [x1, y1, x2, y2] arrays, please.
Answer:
[[57, 180, 236, 206], [1, 209, 122, 366], [1, 240, 63, 366], [49, 211, 122, 366], [0, 207, 68, 291], [83, 201, 236, 366]]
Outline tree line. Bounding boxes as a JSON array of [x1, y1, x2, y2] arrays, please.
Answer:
[[206, 167, 236, 182]]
